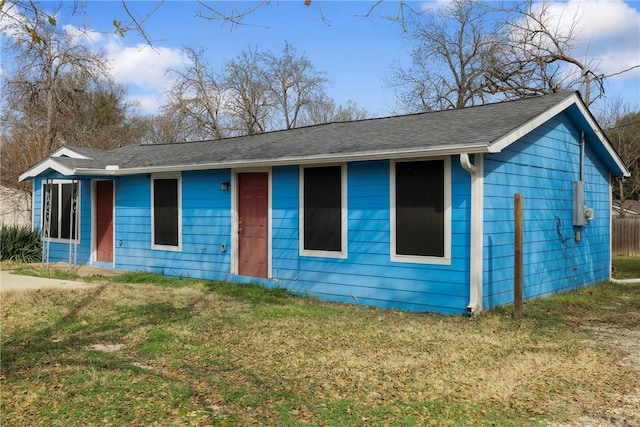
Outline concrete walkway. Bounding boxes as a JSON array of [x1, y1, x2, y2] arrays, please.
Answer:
[[0, 270, 96, 292], [0, 263, 123, 292]]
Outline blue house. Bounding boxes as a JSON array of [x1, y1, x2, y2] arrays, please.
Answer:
[[20, 91, 629, 314]]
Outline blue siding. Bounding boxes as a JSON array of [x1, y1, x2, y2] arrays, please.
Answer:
[[483, 112, 611, 308], [114, 170, 233, 279], [271, 160, 472, 314], [35, 161, 472, 314]]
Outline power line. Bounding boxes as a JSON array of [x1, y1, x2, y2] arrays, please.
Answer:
[[604, 64, 640, 79]]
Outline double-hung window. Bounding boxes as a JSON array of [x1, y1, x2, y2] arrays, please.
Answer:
[[151, 174, 182, 250], [391, 158, 451, 264], [300, 165, 347, 258], [42, 181, 79, 241]]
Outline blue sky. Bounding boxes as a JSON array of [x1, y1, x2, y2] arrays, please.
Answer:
[[3, 1, 640, 118], [72, 1, 412, 116]]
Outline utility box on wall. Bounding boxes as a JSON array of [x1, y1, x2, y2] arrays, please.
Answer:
[[572, 181, 588, 226]]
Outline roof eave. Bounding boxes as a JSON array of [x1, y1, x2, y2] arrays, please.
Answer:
[[18, 159, 76, 182], [71, 144, 490, 177]]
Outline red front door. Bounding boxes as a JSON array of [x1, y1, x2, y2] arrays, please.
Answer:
[[96, 180, 114, 263], [238, 173, 268, 278]]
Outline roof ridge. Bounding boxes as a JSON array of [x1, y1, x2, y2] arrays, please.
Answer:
[[134, 91, 579, 148]]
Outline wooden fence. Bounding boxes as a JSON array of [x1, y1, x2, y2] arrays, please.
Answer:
[[612, 217, 640, 257]]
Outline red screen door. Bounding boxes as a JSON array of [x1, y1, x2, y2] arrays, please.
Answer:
[[237, 173, 268, 278], [96, 180, 114, 263]]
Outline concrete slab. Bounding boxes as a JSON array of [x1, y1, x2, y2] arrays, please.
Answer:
[[0, 270, 97, 292]]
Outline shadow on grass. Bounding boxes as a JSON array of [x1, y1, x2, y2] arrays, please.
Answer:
[[0, 284, 201, 378], [202, 280, 292, 305], [1, 274, 294, 381]]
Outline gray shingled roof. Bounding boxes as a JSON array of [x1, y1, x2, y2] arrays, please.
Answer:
[[23, 91, 627, 178]]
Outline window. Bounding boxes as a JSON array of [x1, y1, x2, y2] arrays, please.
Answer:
[[152, 174, 181, 250], [391, 159, 451, 264], [300, 165, 347, 257], [42, 181, 79, 241]]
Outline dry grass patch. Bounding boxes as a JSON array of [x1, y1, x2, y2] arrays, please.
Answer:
[[1, 268, 639, 426]]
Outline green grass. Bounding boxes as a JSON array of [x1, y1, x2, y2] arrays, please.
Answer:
[[612, 256, 640, 279], [2, 262, 639, 426]]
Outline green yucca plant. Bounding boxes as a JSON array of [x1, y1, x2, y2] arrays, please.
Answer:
[[0, 225, 42, 263]]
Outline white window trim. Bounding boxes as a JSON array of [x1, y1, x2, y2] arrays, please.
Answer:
[[390, 157, 452, 265], [299, 164, 348, 259], [151, 173, 182, 252], [41, 179, 81, 243]]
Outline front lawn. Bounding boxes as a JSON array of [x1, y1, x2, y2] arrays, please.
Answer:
[[1, 264, 639, 426]]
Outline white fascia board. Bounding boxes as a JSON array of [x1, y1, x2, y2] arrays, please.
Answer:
[[489, 94, 578, 153], [489, 92, 629, 177], [572, 97, 630, 177], [19, 159, 75, 182], [50, 146, 93, 159], [72, 144, 490, 177]]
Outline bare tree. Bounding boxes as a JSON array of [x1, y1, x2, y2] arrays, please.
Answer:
[[486, 0, 603, 104], [164, 47, 228, 140], [223, 47, 272, 135], [301, 98, 369, 126], [140, 111, 193, 144], [259, 41, 328, 129], [389, 0, 616, 112], [164, 42, 334, 139], [1, 5, 140, 188], [0, 185, 32, 227], [52, 73, 140, 149], [599, 98, 640, 216], [1, 4, 107, 154], [389, 0, 503, 112]]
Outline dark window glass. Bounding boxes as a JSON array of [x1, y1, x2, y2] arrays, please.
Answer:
[[42, 182, 78, 240], [48, 184, 59, 238], [153, 178, 179, 246], [60, 183, 78, 239], [304, 166, 342, 252], [396, 160, 444, 257]]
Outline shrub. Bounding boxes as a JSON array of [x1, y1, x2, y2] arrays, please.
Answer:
[[0, 225, 41, 263]]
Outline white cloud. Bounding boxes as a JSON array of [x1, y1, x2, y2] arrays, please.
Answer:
[[532, 0, 640, 77], [105, 42, 188, 115], [63, 26, 188, 115], [58, 23, 187, 115], [129, 92, 165, 115], [106, 42, 184, 90], [62, 24, 105, 46]]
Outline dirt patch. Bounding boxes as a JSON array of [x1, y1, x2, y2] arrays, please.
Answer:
[[549, 325, 640, 427], [87, 343, 124, 353], [585, 326, 640, 371]]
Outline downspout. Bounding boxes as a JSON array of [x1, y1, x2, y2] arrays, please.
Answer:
[[460, 153, 484, 314]]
